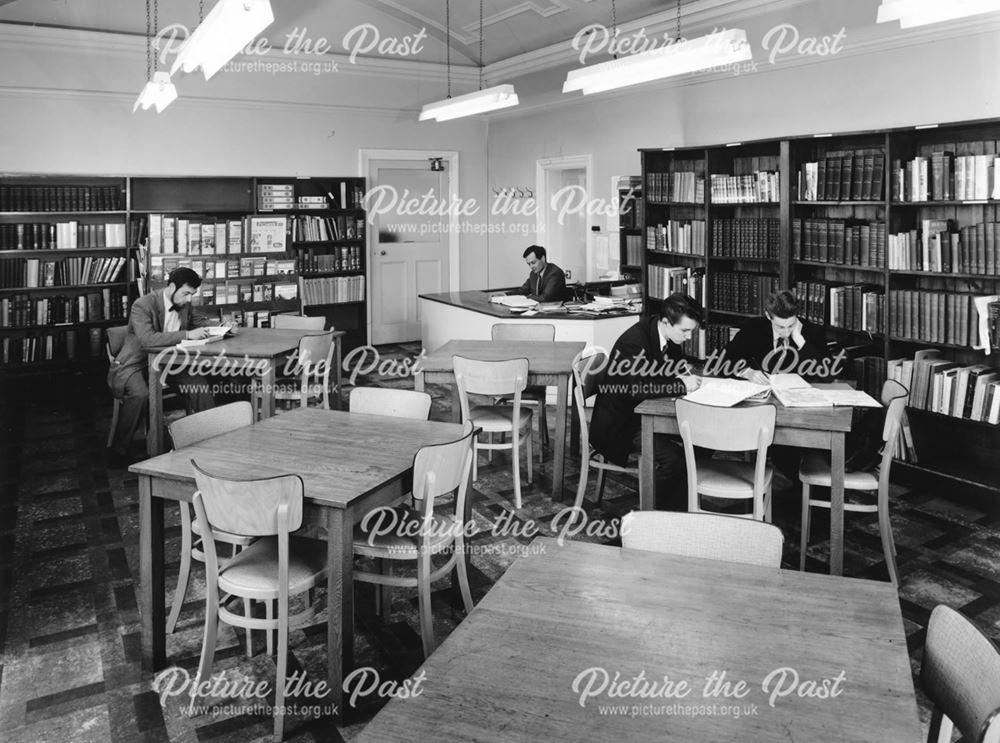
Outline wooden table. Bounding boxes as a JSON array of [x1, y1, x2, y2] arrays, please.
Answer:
[[414, 339, 585, 500], [130, 407, 466, 719], [145, 327, 343, 455], [635, 397, 854, 575], [358, 539, 920, 743]]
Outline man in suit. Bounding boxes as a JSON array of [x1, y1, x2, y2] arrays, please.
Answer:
[[106, 267, 214, 466], [508, 245, 567, 302], [590, 293, 702, 510]]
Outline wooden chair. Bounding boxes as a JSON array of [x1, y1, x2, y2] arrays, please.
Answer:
[[453, 355, 533, 509], [675, 399, 776, 521], [491, 323, 554, 452], [252, 330, 340, 414], [271, 314, 326, 331], [799, 379, 908, 583], [349, 387, 432, 420], [166, 402, 255, 636], [353, 424, 476, 658], [190, 461, 325, 741], [621, 511, 784, 568], [571, 350, 640, 514], [921, 605, 1000, 743]]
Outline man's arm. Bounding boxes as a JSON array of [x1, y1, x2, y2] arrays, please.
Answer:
[[130, 301, 187, 348], [506, 276, 532, 296], [605, 334, 686, 401], [530, 267, 566, 302], [722, 326, 760, 375]]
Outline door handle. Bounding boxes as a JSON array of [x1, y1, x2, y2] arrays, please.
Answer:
[[379, 250, 386, 256]]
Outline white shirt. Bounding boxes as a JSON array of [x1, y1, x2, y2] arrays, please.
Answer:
[[162, 287, 181, 333]]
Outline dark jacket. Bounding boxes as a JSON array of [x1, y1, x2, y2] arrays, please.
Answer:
[[107, 290, 208, 396], [722, 316, 832, 380], [511, 262, 567, 302], [590, 316, 687, 467]]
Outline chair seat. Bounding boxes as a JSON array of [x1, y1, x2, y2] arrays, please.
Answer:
[[191, 517, 256, 546], [218, 536, 326, 596], [353, 506, 458, 557], [468, 405, 532, 431], [695, 460, 773, 495], [799, 453, 879, 490]]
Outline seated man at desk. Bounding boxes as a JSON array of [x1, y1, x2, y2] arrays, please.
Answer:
[[106, 267, 215, 467], [507, 245, 567, 302], [590, 293, 702, 510]]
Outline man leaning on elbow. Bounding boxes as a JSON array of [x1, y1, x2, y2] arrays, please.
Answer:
[[507, 245, 567, 302]]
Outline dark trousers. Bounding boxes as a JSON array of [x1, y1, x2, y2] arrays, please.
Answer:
[[631, 430, 689, 511], [109, 370, 215, 455]]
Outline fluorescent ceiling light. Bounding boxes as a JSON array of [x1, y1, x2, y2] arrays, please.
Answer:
[[876, 0, 1000, 27], [563, 28, 752, 95], [171, 0, 274, 80], [133, 71, 178, 113], [419, 84, 520, 122]]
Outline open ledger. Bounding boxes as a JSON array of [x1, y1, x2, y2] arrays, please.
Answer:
[[684, 374, 880, 408]]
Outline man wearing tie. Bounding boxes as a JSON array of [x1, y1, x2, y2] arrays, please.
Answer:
[[508, 245, 567, 302], [106, 267, 214, 466], [590, 293, 703, 509]]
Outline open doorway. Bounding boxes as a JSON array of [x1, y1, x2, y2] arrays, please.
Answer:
[[535, 154, 593, 284]]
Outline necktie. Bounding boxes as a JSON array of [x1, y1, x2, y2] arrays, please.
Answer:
[[169, 304, 182, 313], [774, 338, 789, 372]]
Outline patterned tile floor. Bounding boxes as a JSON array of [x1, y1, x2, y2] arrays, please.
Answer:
[[0, 344, 998, 742]]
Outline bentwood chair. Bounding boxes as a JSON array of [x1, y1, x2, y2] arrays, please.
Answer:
[[190, 461, 325, 741], [921, 605, 1000, 743], [571, 350, 640, 515], [799, 379, 908, 583], [675, 400, 777, 521], [453, 355, 533, 508], [349, 387, 432, 420], [271, 314, 326, 331], [353, 424, 476, 658], [621, 511, 784, 568], [166, 402, 256, 638], [491, 323, 555, 453]]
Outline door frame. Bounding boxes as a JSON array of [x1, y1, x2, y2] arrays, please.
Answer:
[[535, 154, 593, 282], [359, 149, 460, 345]]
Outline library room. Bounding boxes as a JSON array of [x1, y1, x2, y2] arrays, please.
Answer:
[[1, 0, 999, 741]]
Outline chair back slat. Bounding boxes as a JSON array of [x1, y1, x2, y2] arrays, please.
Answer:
[[491, 323, 556, 342], [169, 401, 254, 449], [675, 399, 776, 452], [453, 356, 528, 397], [273, 314, 326, 331], [621, 511, 783, 568], [571, 351, 608, 446], [191, 460, 304, 536], [349, 387, 432, 420], [412, 423, 475, 506], [296, 331, 336, 382], [921, 605, 1000, 742]]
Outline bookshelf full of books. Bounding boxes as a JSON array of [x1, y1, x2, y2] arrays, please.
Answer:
[[638, 119, 1000, 491], [617, 176, 643, 282], [0, 176, 134, 370]]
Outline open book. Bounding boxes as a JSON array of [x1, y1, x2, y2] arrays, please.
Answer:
[[769, 376, 881, 408], [489, 294, 538, 308], [176, 325, 233, 348], [683, 378, 770, 407]]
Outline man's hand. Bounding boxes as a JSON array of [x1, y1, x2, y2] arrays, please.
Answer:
[[680, 375, 701, 393], [742, 368, 771, 385], [790, 317, 806, 348], [186, 327, 211, 340]]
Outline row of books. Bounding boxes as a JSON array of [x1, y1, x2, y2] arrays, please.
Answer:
[[150, 256, 296, 282], [148, 215, 289, 255], [710, 272, 779, 315], [645, 163, 705, 203], [300, 275, 365, 306], [828, 284, 884, 334], [890, 291, 978, 347], [796, 150, 885, 201], [623, 234, 643, 267], [618, 189, 644, 231], [645, 221, 707, 255], [891, 152, 999, 202], [0, 289, 129, 328], [0, 185, 124, 212], [0, 328, 101, 365], [899, 352, 1000, 423], [647, 266, 706, 303], [793, 218, 886, 267], [709, 171, 780, 204], [290, 215, 365, 242], [257, 182, 366, 211], [1, 256, 128, 288], [193, 282, 298, 307], [887, 220, 1000, 274], [298, 246, 362, 274], [793, 281, 831, 326], [679, 323, 737, 361], [712, 218, 781, 259], [0, 222, 127, 250]]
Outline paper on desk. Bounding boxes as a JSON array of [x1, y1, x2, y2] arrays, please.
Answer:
[[684, 378, 769, 407], [767, 373, 810, 390], [489, 295, 538, 308], [772, 387, 880, 408]]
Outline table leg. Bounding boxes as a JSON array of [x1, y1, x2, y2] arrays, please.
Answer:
[[569, 383, 580, 459], [333, 337, 343, 410], [260, 362, 276, 419], [830, 432, 846, 576], [139, 476, 166, 670], [639, 415, 655, 511], [326, 508, 354, 721], [148, 355, 164, 456], [414, 371, 425, 393], [552, 376, 569, 501]]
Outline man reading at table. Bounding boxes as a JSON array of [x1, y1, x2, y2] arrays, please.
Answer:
[[507, 245, 567, 302], [106, 267, 215, 467], [590, 293, 702, 510]]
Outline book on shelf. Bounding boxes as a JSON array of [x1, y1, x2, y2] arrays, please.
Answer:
[[647, 266, 706, 303], [797, 150, 884, 201], [645, 221, 706, 255]]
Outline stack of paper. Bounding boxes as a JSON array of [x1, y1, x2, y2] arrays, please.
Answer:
[[684, 378, 770, 407]]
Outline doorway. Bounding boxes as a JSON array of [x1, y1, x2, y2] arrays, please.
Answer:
[[536, 154, 593, 285]]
